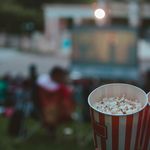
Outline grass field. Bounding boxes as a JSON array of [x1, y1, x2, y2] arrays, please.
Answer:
[[0, 117, 94, 150]]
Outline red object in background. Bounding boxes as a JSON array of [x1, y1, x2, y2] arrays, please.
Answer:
[[38, 85, 75, 127], [4, 107, 14, 118]]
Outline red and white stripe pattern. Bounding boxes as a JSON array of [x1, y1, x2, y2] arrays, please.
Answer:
[[90, 107, 148, 150], [140, 93, 150, 150]]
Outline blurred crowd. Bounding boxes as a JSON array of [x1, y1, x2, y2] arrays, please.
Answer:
[[0, 64, 92, 139], [0, 65, 75, 137]]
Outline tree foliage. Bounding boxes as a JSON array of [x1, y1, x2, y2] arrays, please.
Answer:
[[0, 0, 93, 33]]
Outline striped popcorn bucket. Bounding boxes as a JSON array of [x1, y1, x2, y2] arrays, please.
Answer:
[[88, 83, 148, 150], [140, 92, 150, 150]]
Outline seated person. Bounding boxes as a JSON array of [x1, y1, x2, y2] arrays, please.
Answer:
[[37, 66, 74, 130]]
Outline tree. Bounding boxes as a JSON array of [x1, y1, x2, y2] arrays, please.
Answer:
[[0, 0, 93, 33], [0, 0, 43, 33]]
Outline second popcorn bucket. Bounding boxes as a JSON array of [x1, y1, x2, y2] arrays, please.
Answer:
[[140, 92, 150, 150], [88, 83, 148, 150]]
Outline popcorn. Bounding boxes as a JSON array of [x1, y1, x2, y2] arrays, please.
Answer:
[[94, 96, 142, 115]]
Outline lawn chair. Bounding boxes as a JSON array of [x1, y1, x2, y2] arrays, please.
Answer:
[[38, 85, 74, 131], [8, 85, 40, 140]]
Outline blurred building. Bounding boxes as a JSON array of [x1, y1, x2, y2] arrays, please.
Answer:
[[43, 2, 150, 54], [0, 1, 150, 64]]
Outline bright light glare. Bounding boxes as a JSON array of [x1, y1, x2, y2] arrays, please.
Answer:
[[94, 9, 105, 19]]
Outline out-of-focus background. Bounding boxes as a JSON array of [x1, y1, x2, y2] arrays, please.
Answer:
[[0, 0, 150, 149]]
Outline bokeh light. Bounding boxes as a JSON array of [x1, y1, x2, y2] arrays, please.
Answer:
[[94, 8, 106, 19]]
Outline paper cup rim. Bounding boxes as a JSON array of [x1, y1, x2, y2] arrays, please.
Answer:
[[88, 83, 148, 116], [147, 91, 150, 106]]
